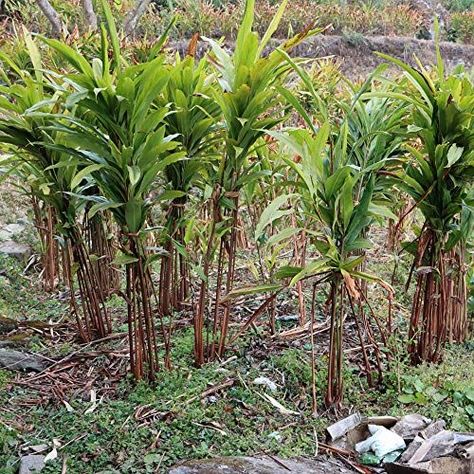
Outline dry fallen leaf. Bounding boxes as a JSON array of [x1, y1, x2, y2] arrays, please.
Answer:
[[44, 439, 61, 463], [84, 389, 99, 414], [261, 393, 299, 416], [62, 400, 74, 413]]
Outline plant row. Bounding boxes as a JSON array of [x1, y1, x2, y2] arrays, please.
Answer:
[[0, 0, 473, 409]]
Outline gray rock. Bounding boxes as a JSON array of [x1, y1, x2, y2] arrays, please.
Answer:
[[0, 240, 31, 260], [4, 223, 25, 235], [29, 444, 49, 454], [391, 414, 432, 440], [0, 230, 11, 241], [168, 456, 357, 473], [19, 455, 45, 474], [0, 224, 25, 241], [16, 217, 29, 226], [0, 348, 50, 372]]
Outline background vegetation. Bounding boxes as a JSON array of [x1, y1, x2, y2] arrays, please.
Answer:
[[2, 0, 474, 44]]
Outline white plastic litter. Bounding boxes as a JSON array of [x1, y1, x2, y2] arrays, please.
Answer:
[[356, 424, 406, 458], [253, 377, 277, 392]]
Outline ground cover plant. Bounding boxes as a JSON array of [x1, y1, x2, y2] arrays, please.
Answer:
[[0, 0, 473, 472]]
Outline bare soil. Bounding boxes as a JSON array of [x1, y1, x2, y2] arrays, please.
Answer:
[[174, 34, 474, 79], [291, 35, 474, 78]]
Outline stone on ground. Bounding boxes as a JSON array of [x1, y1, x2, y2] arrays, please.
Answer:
[[18, 454, 45, 474], [169, 455, 357, 473], [0, 240, 31, 260], [0, 348, 50, 372]]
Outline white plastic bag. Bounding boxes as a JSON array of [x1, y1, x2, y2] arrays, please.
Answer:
[[356, 424, 406, 458]]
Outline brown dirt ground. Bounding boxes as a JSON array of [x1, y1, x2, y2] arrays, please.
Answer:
[[291, 34, 474, 78], [175, 34, 474, 80]]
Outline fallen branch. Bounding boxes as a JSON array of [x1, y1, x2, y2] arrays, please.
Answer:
[[319, 443, 372, 474], [260, 450, 292, 471], [186, 378, 235, 404], [275, 319, 329, 339], [229, 291, 280, 345], [200, 378, 235, 399], [19, 332, 128, 381]]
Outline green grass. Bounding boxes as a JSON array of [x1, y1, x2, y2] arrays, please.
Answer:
[[0, 255, 66, 324]]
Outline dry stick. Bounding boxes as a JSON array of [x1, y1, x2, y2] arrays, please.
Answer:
[[409, 274, 423, 358], [210, 240, 225, 359], [218, 197, 239, 358], [125, 267, 136, 377], [454, 248, 468, 341], [133, 265, 142, 378], [405, 222, 429, 292], [76, 243, 102, 337], [46, 205, 57, 291], [88, 214, 118, 301], [228, 291, 280, 345], [80, 242, 108, 337], [22, 332, 127, 381], [75, 231, 104, 336], [134, 259, 148, 378], [310, 282, 318, 415], [130, 262, 143, 379], [158, 241, 170, 315], [446, 252, 455, 344], [363, 313, 384, 382], [245, 199, 273, 333], [434, 255, 446, 361], [353, 281, 386, 373], [61, 246, 70, 293], [162, 201, 187, 311], [337, 284, 344, 402], [277, 324, 329, 340], [195, 190, 220, 366], [76, 267, 93, 339], [388, 296, 393, 335], [137, 252, 157, 379], [147, 265, 171, 370], [180, 230, 188, 309], [346, 288, 373, 386], [260, 450, 292, 471], [318, 443, 369, 474], [65, 246, 89, 342], [200, 378, 235, 399], [291, 213, 306, 325], [172, 240, 178, 309], [32, 198, 47, 288], [355, 281, 388, 346], [420, 246, 436, 361], [419, 264, 434, 361], [443, 248, 463, 346], [186, 378, 235, 404], [135, 267, 145, 379], [169, 223, 177, 312], [326, 279, 337, 407]]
